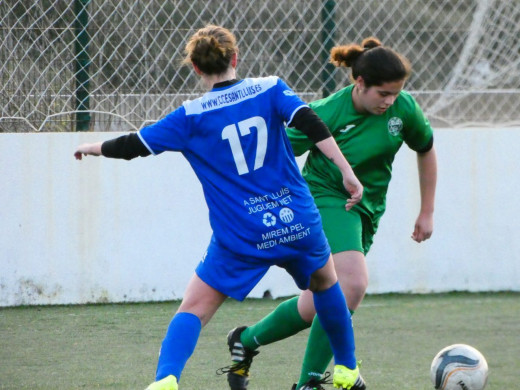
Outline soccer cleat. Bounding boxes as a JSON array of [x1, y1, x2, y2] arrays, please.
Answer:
[[291, 371, 332, 390], [216, 326, 259, 390], [291, 371, 366, 390], [351, 373, 366, 390], [333, 364, 362, 389], [145, 374, 178, 390]]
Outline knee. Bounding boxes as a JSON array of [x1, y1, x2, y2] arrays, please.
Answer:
[[340, 273, 368, 295], [177, 296, 223, 327], [338, 275, 368, 311], [308, 256, 337, 292], [308, 274, 336, 292]]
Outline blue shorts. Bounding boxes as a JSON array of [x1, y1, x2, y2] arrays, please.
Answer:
[[195, 235, 330, 301]]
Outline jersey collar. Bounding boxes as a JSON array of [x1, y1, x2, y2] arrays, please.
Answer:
[[212, 79, 241, 89]]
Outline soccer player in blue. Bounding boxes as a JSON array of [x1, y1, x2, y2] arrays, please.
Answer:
[[74, 25, 364, 390]]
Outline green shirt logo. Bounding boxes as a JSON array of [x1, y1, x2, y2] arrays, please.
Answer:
[[388, 117, 403, 136]]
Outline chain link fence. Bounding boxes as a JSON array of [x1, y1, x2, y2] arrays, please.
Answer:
[[1, 0, 519, 132]]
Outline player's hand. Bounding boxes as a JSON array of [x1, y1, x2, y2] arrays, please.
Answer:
[[74, 142, 102, 160], [343, 173, 363, 211], [412, 211, 433, 242]]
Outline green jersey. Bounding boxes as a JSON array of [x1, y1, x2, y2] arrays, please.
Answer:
[[287, 84, 433, 222]]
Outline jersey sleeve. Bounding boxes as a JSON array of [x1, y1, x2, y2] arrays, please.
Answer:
[[138, 106, 190, 155], [272, 77, 308, 125], [402, 95, 434, 152]]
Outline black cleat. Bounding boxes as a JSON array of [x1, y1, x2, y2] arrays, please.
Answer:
[[291, 372, 331, 390], [291, 372, 366, 390], [216, 326, 259, 390]]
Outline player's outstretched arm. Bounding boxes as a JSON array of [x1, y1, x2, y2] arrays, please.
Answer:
[[74, 142, 102, 160], [74, 133, 151, 161]]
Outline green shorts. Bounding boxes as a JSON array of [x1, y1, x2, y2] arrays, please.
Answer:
[[319, 206, 376, 255]]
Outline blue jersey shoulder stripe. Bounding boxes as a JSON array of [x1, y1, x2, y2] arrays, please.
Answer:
[[288, 104, 308, 126], [137, 131, 156, 155]]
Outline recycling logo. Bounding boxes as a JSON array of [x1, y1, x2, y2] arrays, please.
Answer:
[[262, 212, 276, 227]]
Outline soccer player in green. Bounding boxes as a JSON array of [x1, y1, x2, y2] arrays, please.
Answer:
[[222, 37, 437, 390]]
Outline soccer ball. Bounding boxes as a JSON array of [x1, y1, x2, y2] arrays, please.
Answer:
[[430, 344, 488, 390]]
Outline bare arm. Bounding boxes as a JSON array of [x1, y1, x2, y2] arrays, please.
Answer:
[[74, 142, 103, 160], [315, 137, 363, 211], [412, 145, 437, 242]]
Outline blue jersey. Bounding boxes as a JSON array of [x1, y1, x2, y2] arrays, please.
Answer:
[[138, 76, 329, 262]]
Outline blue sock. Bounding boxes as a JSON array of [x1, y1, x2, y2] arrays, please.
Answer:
[[155, 312, 202, 381], [313, 282, 356, 369]]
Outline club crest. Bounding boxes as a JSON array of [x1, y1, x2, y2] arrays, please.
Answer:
[[388, 117, 403, 136]]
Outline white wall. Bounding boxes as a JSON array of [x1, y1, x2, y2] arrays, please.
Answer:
[[1, 128, 519, 306], [369, 128, 520, 293]]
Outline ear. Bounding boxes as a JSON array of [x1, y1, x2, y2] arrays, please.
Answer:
[[355, 75, 365, 91], [230, 52, 238, 68], [192, 62, 203, 75]]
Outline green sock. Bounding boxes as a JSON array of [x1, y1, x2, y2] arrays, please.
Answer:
[[241, 296, 311, 350], [297, 310, 355, 387]]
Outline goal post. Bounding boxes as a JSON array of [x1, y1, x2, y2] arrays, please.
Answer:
[[0, 0, 519, 132]]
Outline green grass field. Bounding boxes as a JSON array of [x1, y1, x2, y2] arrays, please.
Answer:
[[1, 292, 518, 389]]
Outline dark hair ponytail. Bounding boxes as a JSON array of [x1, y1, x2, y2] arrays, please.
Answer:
[[330, 37, 411, 87]]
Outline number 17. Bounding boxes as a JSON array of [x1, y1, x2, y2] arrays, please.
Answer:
[[221, 116, 268, 175]]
